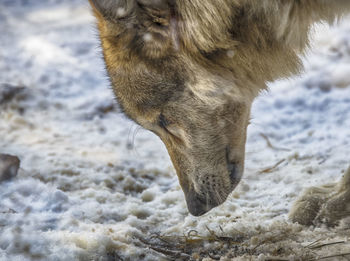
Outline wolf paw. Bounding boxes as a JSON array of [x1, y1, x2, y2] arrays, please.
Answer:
[[289, 167, 350, 227]]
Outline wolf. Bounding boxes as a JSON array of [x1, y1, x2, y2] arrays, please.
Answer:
[[89, 0, 350, 216]]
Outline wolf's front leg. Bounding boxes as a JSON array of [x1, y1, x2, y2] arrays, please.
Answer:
[[289, 167, 350, 227]]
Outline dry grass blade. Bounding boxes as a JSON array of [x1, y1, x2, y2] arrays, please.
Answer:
[[252, 238, 268, 251], [305, 238, 323, 248], [204, 226, 242, 245], [259, 159, 286, 174], [308, 241, 346, 250], [150, 232, 172, 245], [266, 256, 290, 261], [205, 225, 218, 239], [260, 133, 291, 151], [137, 235, 188, 259], [148, 245, 191, 259], [315, 252, 350, 260], [135, 228, 247, 260]]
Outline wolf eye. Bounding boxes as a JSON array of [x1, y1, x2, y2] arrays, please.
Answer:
[[158, 113, 169, 129], [156, 115, 184, 144]]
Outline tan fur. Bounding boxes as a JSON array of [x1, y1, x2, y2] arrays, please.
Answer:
[[89, 0, 350, 216], [289, 167, 350, 227]]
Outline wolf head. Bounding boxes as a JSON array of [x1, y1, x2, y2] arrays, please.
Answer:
[[89, 0, 260, 216]]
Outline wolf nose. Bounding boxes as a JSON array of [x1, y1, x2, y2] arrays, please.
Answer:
[[185, 189, 213, 216], [226, 147, 241, 186], [227, 163, 238, 184]]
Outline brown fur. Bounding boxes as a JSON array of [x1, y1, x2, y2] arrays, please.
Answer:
[[89, 0, 350, 216]]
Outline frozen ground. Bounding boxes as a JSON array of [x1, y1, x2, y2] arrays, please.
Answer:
[[0, 0, 350, 260]]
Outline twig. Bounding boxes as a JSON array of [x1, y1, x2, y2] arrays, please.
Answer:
[[259, 159, 286, 174], [318, 157, 327, 165], [0, 208, 17, 214], [260, 133, 290, 151]]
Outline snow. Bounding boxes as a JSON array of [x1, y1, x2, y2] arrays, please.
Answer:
[[0, 0, 350, 260]]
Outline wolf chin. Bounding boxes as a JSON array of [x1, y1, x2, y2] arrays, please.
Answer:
[[89, 0, 350, 217]]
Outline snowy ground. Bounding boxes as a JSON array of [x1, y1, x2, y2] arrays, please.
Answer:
[[0, 1, 350, 260]]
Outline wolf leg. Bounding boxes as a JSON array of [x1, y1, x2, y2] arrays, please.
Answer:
[[289, 167, 350, 227]]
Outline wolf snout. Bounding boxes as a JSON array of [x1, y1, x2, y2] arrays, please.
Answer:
[[185, 162, 242, 216], [184, 188, 214, 216]]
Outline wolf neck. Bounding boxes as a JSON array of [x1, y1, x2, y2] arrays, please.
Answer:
[[177, 0, 304, 86]]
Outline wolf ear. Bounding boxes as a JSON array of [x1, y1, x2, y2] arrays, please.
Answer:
[[89, 0, 134, 20]]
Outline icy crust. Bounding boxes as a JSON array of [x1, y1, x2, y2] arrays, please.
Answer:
[[0, 1, 350, 260]]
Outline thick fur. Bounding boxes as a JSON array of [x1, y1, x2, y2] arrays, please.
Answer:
[[289, 167, 350, 227], [89, 0, 350, 216]]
